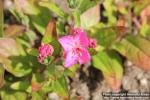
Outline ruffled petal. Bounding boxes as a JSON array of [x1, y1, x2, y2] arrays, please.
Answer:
[[75, 30, 89, 48], [58, 35, 75, 52], [64, 51, 77, 67], [78, 48, 91, 64]]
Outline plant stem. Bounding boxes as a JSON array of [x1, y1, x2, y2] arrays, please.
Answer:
[[0, 0, 3, 37]]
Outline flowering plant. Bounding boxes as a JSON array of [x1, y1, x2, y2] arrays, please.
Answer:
[[1, 0, 150, 99]]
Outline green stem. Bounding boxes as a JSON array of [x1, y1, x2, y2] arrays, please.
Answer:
[[72, 11, 81, 27], [0, 0, 3, 37]]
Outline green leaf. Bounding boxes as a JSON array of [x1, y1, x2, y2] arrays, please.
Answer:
[[72, 11, 81, 27], [10, 81, 31, 93], [0, 63, 4, 88], [0, 38, 32, 78], [39, 1, 67, 18], [43, 64, 64, 93], [140, 23, 150, 37], [16, 38, 31, 49], [27, 48, 38, 56], [88, 48, 97, 56], [32, 91, 45, 100], [64, 64, 80, 78], [113, 34, 150, 71], [88, 26, 127, 48], [78, 0, 102, 13], [50, 39, 61, 56], [0, 56, 32, 77], [31, 3, 52, 35], [67, 0, 78, 9], [133, 0, 150, 16], [80, 5, 100, 29], [52, 75, 69, 99], [30, 12, 51, 35], [56, 19, 66, 36], [103, 0, 117, 25], [0, 86, 27, 100], [42, 19, 57, 44], [25, 30, 37, 44], [41, 80, 53, 93], [13, 0, 52, 35], [64, 69, 74, 77], [92, 50, 123, 91], [43, 56, 54, 65], [64, 64, 80, 77], [9, 8, 30, 27], [44, 64, 55, 78]]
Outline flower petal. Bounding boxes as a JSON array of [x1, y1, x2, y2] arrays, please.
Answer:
[[58, 35, 75, 52], [64, 51, 77, 67], [78, 48, 91, 64], [75, 30, 89, 48]]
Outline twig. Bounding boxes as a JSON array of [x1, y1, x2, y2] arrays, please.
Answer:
[[132, 17, 141, 29]]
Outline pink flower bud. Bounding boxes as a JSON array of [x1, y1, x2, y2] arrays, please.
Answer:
[[37, 44, 54, 63], [37, 55, 44, 63], [88, 38, 97, 48], [72, 28, 84, 35]]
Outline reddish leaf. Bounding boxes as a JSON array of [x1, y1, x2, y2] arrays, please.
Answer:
[[105, 75, 121, 91], [113, 35, 150, 71], [140, 5, 150, 24], [4, 25, 26, 37], [136, 52, 150, 70], [0, 63, 4, 88], [32, 82, 43, 92], [0, 38, 25, 57], [42, 19, 57, 44], [32, 73, 44, 92]]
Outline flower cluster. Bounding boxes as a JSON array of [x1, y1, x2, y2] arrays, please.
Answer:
[[37, 28, 97, 67], [37, 44, 54, 63]]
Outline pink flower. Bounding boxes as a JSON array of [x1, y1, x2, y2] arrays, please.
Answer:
[[88, 38, 97, 48], [37, 44, 54, 63], [58, 29, 91, 67]]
